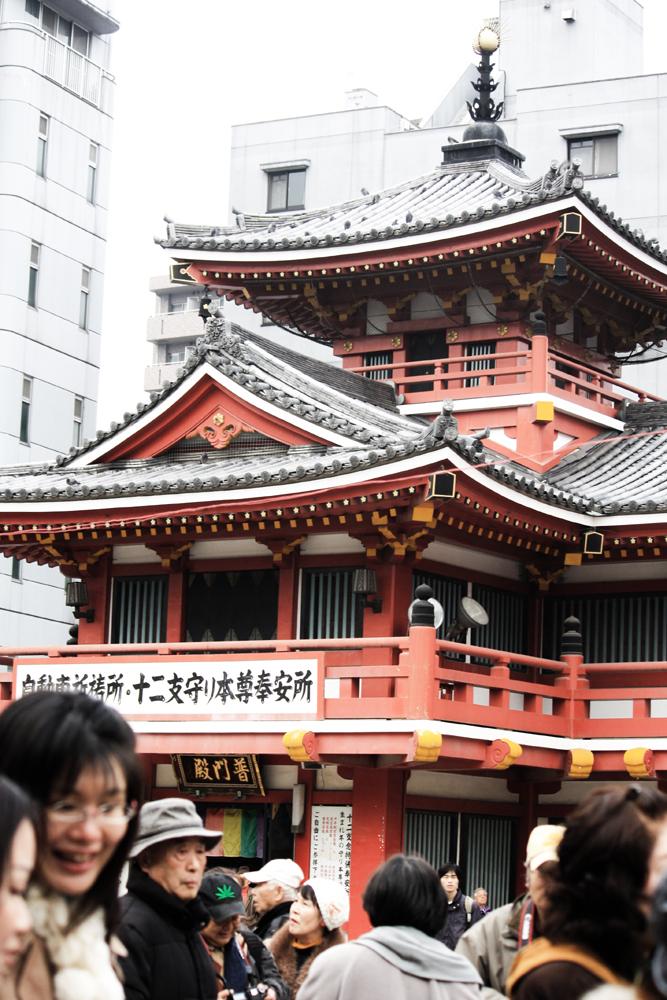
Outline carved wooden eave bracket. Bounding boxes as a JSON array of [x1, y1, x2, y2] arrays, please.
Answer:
[[266, 537, 306, 565], [146, 542, 192, 568], [44, 545, 111, 573], [283, 729, 320, 763], [404, 729, 442, 765]]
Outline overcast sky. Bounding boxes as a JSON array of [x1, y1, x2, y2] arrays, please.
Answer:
[[98, 0, 664, 427]]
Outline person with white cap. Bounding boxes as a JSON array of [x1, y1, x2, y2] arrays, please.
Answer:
[[269, 877, 348, 998], [117, 798, 221, 1000], [245, 858, 304, 941], [455, 824, 565, 999]]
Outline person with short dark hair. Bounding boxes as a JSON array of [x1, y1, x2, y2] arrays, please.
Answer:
[[436, 862, 484, 950], [0, 691, 142, 1000], [117, 798, 222, 1000], [199, 869, 287, 1000], [507, 786, 667, 999], [269, 878, 348, 998], [297, 855, 482, 1000], [0, 777, 37, 981]]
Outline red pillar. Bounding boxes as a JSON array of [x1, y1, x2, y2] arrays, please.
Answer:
[[276, 554, 298, 640], [513, 783, 538, 897], [348, 767, 407, 938], [165, 567, 186, 642], [77, 553, 111, 644], [293, 767, 315, 876]]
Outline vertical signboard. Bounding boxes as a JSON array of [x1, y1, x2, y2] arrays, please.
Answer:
[[309, 805, 352, 892]]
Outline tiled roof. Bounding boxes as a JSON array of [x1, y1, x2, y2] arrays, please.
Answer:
[[0, 403, 485, 505], [54, 320, 415, 467], [480, 401, 667, 515], [159, 159, 667, 265]]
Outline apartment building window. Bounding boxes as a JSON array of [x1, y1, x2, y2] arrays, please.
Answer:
[[28, 242, 40, 307], [79, 267, 90, 329], [36, 113, 49, 177], [11, 557, 22, 582], [87, 143, 98, 203], [72, 396, 84, 447], [20, 377, 32, 445], [165, 342, 191, 364], [267, 168, 306, 212], [40, 4, 90, 55], [567, 134, 618, 178]]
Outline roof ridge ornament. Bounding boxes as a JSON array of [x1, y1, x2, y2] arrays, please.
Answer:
[[197, 314, 245, 359], [467, 26, 504, 124]]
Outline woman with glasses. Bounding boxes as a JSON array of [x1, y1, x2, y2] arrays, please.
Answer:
[[0, 690, 142, 1000]]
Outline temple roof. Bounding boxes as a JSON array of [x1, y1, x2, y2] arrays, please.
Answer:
[[480, 400, 667, 515], [56, 321, 415, 468], [160, 158, 667, 267], [0, 319, 665, 520]]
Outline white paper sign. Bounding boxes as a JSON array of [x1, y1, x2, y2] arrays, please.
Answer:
[[14, 658, 319, 716], [309, 805, 352, 892]]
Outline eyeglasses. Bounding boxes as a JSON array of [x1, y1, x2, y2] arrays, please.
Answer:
[[46, 802, 137, 827]]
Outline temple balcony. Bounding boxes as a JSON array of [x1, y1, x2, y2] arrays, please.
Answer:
[[2, 627, 665, 752], [345, 330, 661, 418]]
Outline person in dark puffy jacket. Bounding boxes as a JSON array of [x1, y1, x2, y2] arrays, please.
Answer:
[[436, 863, 484, 950], [245, 858, 304, 942], [117, 798, 222, 1000]]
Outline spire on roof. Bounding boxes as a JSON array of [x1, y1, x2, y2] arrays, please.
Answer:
[[441, 24, 524, 171]]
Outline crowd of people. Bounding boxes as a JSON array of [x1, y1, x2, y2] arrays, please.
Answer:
[[2, 691, 667, 999]]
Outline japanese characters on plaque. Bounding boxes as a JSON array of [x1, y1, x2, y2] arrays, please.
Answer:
[[172, 753, 265, 795], [309, 805, 353, 893], [14, 658, 318, 717]]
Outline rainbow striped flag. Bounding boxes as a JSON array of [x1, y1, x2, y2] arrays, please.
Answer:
[[206, 808, 263, 858]]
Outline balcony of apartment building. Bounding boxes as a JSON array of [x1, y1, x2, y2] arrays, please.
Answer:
[[144, 277, 217, 391], [0, 3, 117, 109]]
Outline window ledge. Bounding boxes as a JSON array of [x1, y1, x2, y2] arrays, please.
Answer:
[[266, 206, 306, 214], [560, 123, 623, 139], [581, 173, 619, 180]]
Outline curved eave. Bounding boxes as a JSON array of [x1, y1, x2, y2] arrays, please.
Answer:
[[3, 445, 667, 531], [166, 197, 667, 290]]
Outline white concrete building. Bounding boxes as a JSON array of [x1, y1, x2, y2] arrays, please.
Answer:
[[0, 0, 118, 643]]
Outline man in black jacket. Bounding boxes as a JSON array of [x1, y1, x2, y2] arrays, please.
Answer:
[[118, 798, 222, 1000]]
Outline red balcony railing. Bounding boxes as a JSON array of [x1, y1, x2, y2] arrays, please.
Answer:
[[348, 336, 661, 415], [2, 630, 666, 740]]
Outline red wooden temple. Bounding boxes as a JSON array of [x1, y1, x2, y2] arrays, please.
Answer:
[[3, 53, 667, 933]]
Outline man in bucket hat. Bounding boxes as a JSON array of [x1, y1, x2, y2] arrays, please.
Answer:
[[118, 798, 221, 1000]]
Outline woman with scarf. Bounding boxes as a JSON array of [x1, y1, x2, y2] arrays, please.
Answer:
[[297, 855, 481, 1000], [269, 878, 348, 998], [0, 691, 142, 1000]]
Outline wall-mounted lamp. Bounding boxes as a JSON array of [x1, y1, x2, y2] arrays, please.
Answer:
[[351, 568, 382, 614], [426, 471, 457, 501], [291, 783, 306, 833], [444, 597, 489, 641], [64, 578, 95, 623], [552, 255, 569, 285], [583, 530, 604, 555]]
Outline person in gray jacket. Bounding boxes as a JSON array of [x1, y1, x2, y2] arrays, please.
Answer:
[[297, 855, 481, 1000], [455, 825, 564, 1000]]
